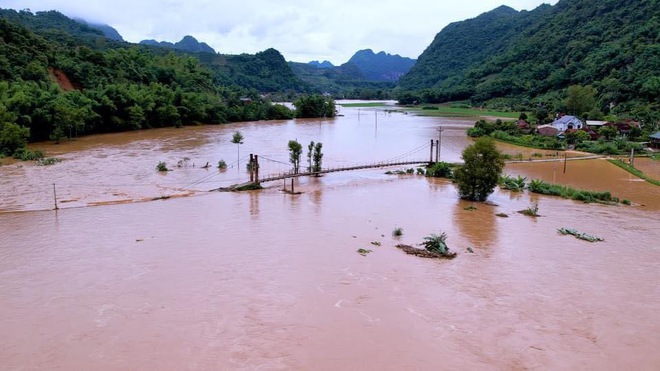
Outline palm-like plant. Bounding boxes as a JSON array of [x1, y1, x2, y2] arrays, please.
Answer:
[[421, 232, 449, 254]]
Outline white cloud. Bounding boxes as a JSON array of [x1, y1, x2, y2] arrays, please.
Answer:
[[2, 0, 558, 64]]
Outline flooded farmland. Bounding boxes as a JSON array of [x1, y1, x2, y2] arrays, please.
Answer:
[[1, 105, 659, 370]]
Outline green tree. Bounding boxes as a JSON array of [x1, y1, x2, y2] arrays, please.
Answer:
[[598, 125, 618, 140], [565, 85, 597, 118], [288, 139, 303, 174], [566, 130, 590, 145], [293, 95, 336, 118], [453, 137, 504, 202], [230, 131, 244, 167], [0, 121, 30, 156], [312, 142, 323, 173]]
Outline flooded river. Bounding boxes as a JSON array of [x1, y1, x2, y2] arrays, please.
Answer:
[[1, 105, 659, 370]]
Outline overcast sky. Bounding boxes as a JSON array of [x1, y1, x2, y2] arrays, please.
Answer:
[[3, 0, 558, 64]]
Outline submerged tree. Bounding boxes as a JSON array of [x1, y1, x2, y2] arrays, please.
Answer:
[[288, 139, 303, 174], [312, 142, 323, 173], [453, 137, 504, 201], [307, 140, 315, 172], [230, 131, 244, 167]]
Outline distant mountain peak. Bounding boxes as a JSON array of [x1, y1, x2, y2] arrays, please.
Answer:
[[308, 60, 335, 69], [347, 50, 416, 82], [139, 35, 216, 54]]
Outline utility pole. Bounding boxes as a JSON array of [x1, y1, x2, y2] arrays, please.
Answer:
[[436, 127, 444, 162]]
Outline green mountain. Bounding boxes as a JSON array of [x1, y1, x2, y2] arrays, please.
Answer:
[[0, 9, 301, 154], [347, 49, 416, 82], [75, 18, 124, 41], [199, 48, 308, 93], [398, 0, 660, 122], [140, 35, 216, 54], [289, 61, 394, 98]]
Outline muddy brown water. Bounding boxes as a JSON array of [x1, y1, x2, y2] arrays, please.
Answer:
[[1, 105, 659, 370]]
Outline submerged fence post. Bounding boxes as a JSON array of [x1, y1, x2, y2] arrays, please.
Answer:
[[52, 183, 58, 210], [291, 179, 295, 194]]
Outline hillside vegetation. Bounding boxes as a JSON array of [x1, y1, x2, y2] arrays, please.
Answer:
[[0, 9, 304, 156], [397, 0, 659, 125]]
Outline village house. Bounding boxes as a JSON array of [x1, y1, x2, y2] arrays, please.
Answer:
[[551, 114, 584, 132], [649, 132, 660, 149], [537, 124, 560, 137]]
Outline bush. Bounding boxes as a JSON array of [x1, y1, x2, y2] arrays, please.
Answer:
[[156, 161, 169, 172], [392, 227, 403, 237], [217, 160, 227, 170], [12, 148, 45, 161], [426, 162, 453, 178]]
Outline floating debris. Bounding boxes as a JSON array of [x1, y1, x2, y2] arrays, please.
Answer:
[[396, 244, 456, 259], [370, 241, 381, 246], [496, 213, 509, 218], [357, 248, 372, 256], [557, 228, 604, 242]]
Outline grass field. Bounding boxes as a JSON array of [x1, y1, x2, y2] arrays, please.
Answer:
[[405, 105, 522, 119], [337, 102, 388, 108], [337, 102, 524, 119]]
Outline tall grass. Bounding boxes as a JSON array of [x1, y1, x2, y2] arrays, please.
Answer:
[[528, 179, 616, 203]]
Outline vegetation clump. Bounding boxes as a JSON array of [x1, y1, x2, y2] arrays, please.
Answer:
[[357, 248, 372, 256], [557, 228, 604, 242], [528, 179, 617, 203], [233, 182, 263, 191], [392, 227, 403, 237], [496, 213, 509, 218], [37, 157, 61, 166], [425, 161, 453, 178], [217, 160, 227, 170], [518, 203, 540, 217], [156, 161, 169, 172], [396, 232, 456, 259], [499, 174, 527, 192]]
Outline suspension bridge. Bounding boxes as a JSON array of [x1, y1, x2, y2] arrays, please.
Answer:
[[210, 140, 440, 191]]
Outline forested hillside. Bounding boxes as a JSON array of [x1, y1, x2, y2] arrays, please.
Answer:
[[289, 61, 394, 99], [0, 9, 298, 155], [398, 0, 659, 124]]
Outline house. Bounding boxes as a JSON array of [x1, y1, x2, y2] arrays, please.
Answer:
[[586, 120, 607, 129], [551, 114, 584, 132], [537, 124, 560, 137], [650, 132, 660, 149], [516, 119, 532, 133]]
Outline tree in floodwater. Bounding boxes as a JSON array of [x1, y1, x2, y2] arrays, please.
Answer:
[[293, 95, 336, 118], [307, 140, 315, 172], [288, 139, 303, 174], [453, 137, 504, 201], [312, 142, 323, 173], [230, 131, 244, 167]]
